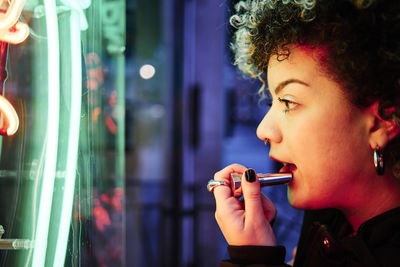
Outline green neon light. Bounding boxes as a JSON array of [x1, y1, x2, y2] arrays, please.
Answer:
[[53, 8, 82, 266], [31, 0, 60, 266]]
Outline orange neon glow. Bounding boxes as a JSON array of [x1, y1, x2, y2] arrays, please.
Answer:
[[0, 0, 29, 44], [0, 94, 18, 136], [105, 116, 117, 134], [92, 107, 101, 122]]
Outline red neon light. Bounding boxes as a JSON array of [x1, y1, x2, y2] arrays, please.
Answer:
[[0, 0, 29, 44], [0, 94, 18, 136]]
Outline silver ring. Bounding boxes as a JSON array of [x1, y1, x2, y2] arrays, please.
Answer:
[[207, 179, 226, 193]]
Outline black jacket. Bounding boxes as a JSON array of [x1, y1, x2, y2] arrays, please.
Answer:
[[220, 207, 400, 267]]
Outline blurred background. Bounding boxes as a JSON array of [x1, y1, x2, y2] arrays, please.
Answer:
[[0, 0, 303, 266]]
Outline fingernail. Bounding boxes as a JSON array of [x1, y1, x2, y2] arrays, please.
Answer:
[[245, 168, 256, 183]]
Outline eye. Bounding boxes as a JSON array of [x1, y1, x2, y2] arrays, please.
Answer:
[[277, 97, 297, 113]]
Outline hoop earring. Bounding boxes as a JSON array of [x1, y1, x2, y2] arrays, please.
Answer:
[[373, 146, 384, 175], [264, 139, 269, 146]]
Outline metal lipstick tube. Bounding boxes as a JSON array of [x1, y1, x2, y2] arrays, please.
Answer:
[[207, 172, 292, 197], [230, 172, 292, 197]]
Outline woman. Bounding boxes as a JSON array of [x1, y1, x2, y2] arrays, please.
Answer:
[[212, 0, 400, 266]]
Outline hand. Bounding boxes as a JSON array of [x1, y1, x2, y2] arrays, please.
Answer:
[[213, 164, 277, 246]]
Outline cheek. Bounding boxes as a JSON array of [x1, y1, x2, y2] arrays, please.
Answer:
[[290, 104, 365, 157], [286, 112, 369, 208], [294, 120, 364, 174]]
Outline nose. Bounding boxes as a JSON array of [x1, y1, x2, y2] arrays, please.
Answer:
[[256, 108, 281, 144]]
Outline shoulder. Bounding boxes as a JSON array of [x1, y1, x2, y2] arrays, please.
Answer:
[[295, 208, 400, 266], [356, 207, 400, 266]]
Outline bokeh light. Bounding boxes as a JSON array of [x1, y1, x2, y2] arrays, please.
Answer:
[[139, 64, 156, 79]]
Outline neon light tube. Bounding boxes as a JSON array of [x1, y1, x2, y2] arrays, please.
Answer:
[[0, 0, 29, 44], [53, 8, 82, 267], [60, 0, 90, 31], [0, 0, 26, 28], [0, 21, 29, 44], [0, 95, 19, 136], [31, 0, 60, 266]]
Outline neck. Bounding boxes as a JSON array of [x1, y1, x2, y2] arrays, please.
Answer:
[[342, 173, 400, 231]]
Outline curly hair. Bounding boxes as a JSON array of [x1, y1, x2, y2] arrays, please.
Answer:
[[230, 0, 400, 177]]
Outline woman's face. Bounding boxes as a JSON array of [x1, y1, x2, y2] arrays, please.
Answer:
[[257, 45, 375, 210]]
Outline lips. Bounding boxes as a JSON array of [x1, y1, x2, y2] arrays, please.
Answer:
[[269, 156, 297, 174], [279, 163, 297, 173]]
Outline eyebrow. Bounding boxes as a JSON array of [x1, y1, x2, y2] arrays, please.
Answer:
[[272, 79, 310, 95]]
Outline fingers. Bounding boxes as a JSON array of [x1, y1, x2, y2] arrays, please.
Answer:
[[213, 165, 278, 246], [241, 169, 265, 227], [261, 193, 277, 223], [213, 164, 247, 238], [241, 170, 277, 224], [212, 165, 276, 223], [213, 164, 247, 204]]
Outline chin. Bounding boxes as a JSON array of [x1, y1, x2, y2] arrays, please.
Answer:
[[288, 199, 308, 210], [287, 188, 317, 210], [289, 197, 330, 211]]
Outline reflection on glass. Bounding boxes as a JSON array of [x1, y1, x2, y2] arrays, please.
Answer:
[[0, 1, 125, 266]]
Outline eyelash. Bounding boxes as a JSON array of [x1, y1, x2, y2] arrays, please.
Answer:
[[277, 97, 296, 113]]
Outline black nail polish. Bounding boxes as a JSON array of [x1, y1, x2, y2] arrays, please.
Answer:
[[245, 169, 256, 183]]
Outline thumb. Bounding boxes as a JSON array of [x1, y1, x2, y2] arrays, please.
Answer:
[[242, 169, 265, 225]]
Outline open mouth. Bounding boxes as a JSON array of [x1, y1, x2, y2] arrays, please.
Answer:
[[270, 156, 297, 173], [269, 158, 296, 185], [279, 162, 297, 173]]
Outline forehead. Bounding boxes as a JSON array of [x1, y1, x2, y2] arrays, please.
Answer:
[[267, 45, 332, 90]]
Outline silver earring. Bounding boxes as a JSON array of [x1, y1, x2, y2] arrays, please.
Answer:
[[264, 139, 269, 146], [373, 146, 384, 175]]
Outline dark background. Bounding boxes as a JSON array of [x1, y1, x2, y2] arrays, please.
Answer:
[[124, 0, 304, 266]]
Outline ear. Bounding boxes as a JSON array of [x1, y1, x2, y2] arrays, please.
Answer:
[[367, 101, 400, 149]]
